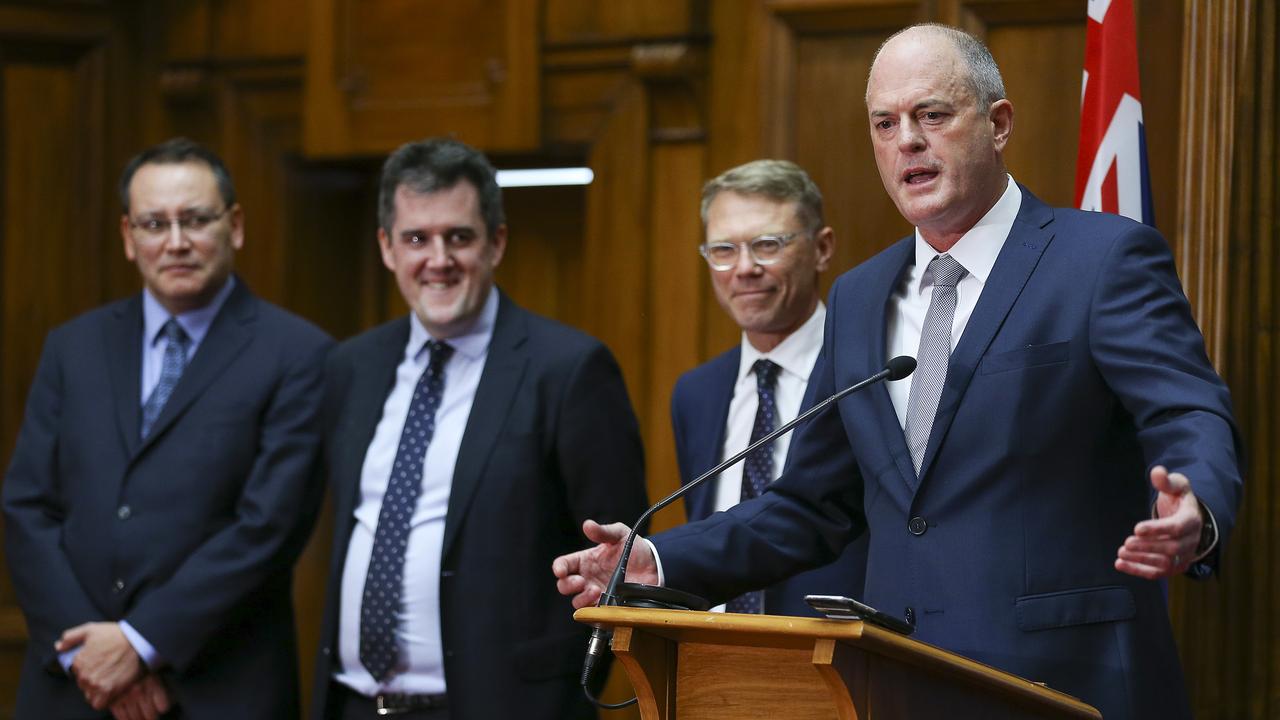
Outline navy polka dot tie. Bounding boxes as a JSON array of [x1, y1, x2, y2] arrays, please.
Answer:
[[140, 319, 190, 439], [726, 359, 780, 614], [360, 340, 453, 682]]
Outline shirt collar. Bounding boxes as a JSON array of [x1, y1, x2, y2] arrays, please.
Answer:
[[142, 275, 236, 347], [407, 285, 499, 363], [737, 301, 826, 384], [912, 174, 1021, 290]]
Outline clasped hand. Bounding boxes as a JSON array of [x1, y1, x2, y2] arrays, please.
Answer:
[[57, 622, 171, 719]]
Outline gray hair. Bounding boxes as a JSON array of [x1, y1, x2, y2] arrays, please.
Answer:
[[869, 24, 1007, 110], [378, 137, 505, 236], [700, 159, 824, 232]]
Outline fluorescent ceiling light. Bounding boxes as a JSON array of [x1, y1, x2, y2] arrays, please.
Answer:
[[496, 167, 594, 187]]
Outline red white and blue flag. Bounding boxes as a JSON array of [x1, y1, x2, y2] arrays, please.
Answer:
[[1075, 0, 1155, 226]]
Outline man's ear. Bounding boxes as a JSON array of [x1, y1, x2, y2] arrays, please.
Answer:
[[377, 227, 396, 272], [488, 224, 508, 268], [813, 226, 836, 273], [990, 99, 1014, 152], [121, 214, 137, 262], [227, 204, 245, 251]]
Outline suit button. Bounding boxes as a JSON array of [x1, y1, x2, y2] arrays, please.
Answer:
[[112, 579, 125, 593], [908, 517, 928, 535], [117, 505, 132, 520], [444, 649, 455, 658]]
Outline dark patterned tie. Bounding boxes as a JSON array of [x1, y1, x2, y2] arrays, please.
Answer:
[[140, 319, 190, 439], [359, 339, 453, 682], [904, 254, 967, 476], [726, 359, 781, 614]]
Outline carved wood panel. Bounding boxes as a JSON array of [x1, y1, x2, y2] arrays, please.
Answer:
[[304, 0, 540, 156]]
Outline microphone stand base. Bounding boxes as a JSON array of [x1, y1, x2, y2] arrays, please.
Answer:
[[616, 583, 710, 611]]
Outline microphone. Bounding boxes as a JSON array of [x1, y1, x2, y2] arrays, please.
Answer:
[[580, 355, 916, 697]]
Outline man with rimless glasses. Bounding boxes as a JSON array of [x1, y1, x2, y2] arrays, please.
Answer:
[[4, 137, 331, 719], [666, 159, 867, 616]]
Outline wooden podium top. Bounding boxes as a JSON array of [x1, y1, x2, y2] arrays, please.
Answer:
[[577, 606, 1101, 719]]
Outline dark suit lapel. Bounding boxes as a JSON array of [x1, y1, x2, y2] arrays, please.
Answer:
[[441, 293, 529, 560], [104, 295, 145, 457], [135, 281, 255, 457], [916, 188, 1056, 482], [335, 321, 410, 529], [866, 240, 919, 494], [688, 349, 738, 520]]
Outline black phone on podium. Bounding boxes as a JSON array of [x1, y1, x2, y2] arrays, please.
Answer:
[[804, 594, 916, 636]]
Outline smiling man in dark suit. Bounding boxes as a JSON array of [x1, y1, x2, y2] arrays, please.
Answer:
[[3, 138, 332, 719], [672, 159, 866, 616], [555, 24, 1242, 719], [312, 138, 647, 720]]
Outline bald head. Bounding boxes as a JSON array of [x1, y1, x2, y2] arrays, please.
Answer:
[[867, 24, 1006, 111]]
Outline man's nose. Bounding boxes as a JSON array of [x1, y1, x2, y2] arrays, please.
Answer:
[[899, 121, 926, 152]]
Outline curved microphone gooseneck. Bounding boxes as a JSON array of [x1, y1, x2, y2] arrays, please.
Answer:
[[581, 355, 917, 708]]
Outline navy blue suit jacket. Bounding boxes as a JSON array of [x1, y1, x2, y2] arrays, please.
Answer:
[[671, 345, 867, 616], [312, 291, 649, 720], [3, 279, 332, 719], [652, 189, 1242, 719]]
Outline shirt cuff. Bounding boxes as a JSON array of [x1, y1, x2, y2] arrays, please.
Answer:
[[642, 537, 665, 586], [1191, 500, 1219, 562], [119, 620, 163, 670], [58, 646, 80, 674]]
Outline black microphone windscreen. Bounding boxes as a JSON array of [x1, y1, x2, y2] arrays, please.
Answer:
[[885, 355, 916, 381]]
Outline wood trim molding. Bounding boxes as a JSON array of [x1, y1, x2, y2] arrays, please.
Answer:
[[1176, 0, 1250, 366]]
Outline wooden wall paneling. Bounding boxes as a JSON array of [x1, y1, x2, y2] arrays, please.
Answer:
[[1134, 0, 1185, 235], [954, 5, 1085, 208], [211, 0, 308, 60], [543, 45, 634, 147], [543, 0, 709, 46], [0, 4, 122, 714], [1173, 2, 1277, 718], [580, 81, 651, 424], [752, 1, 918, 338], [303, 0, 540, 157], [633, 41, 710, 530]]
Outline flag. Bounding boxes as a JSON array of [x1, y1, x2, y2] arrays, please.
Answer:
[[1074, 0, 1155, 226]]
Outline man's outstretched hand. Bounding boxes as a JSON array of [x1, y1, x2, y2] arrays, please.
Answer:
[[552, 520, 659, 609], [1115, 465, 1205, 579]]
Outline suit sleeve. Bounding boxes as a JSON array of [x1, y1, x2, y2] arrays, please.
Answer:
[[122, 330, 333, 671], [653, 285, 867, 603], [555, 343, 649, 532], [1089, 222, 1244, 572], [3, 331, 108, 670]]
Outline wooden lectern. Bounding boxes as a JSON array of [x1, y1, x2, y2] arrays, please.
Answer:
[[576, 606, 1101, 719]]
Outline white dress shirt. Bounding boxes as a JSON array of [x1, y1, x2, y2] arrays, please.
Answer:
[[713, 302, 826, 512], [885, 176, 1020, 425], [335, 287, 497, 695]]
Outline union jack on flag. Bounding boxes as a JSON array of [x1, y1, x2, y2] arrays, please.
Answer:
[[1074, 0, 1155, 226]]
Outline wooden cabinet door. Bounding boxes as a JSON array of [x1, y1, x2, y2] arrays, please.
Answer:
[[304, 0, 540, 156]]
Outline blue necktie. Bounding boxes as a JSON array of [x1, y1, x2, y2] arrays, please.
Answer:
[[726, 359, 780, 614], [140, 319, 190, 439], [360, 340, 453, 683]]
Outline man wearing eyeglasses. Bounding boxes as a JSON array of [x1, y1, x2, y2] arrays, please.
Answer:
[[667, 159, 867, 616], [4, 137, 332, 719]]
